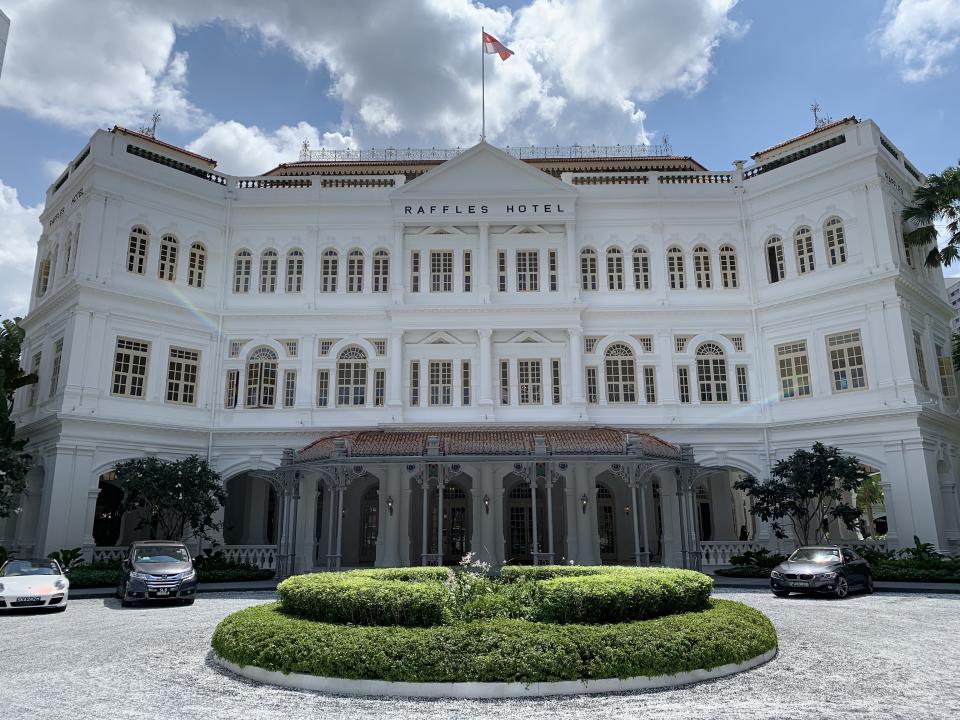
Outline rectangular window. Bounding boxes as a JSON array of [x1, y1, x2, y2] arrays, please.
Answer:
[[551, 358, 561, 405], [678, 366, 691, 403], [166, 347, 199, 405], [675, 336, 691, 353], [827, 330, 866, 392], [516, 250, 539, 291], [913, 332, 929, 390], [283, 369, 297, 408], [28, 351, 41, 406], [463, 250, 472, 292], [225, 369, 239, 408], [430, 251, 453, 292], [697, 357, 728, 402], [643, 366, 656, 403], [112, 338, 149, 399], [736, 365, 749, 402], [586, 366, 599, 404], [371, 339, 387, 356], [461, 360, 471, 406], [317, 369, 330, 407], [229, 339, 247, 358], [499, 359, 510, 404], [548, 250, 558, 292], [410, 361, 420, 406], [318, 339, 336, 357], [49, 339, 63, 398], [636, 336, 653, 353], [410, 251, 420, 293], [429, 360, 452, 405], [776, 341, 812, 399], [497, 251, 507, 292], [283, 340, 298, 358], [937, 355, 955, 398], [374, 369, 386, 407], [518, 359, 543, 405]]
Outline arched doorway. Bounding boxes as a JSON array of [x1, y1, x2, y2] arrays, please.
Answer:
[[504, 481, 545, 565], [358, 484, 379, 566], [92, 474, 124, 546], [223, 472, 277, 545], [596, 483, 618, 563], [429, 483, 470, 565]]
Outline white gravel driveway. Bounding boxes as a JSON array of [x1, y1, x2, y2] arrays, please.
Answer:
[[1, 589, 958, 720]]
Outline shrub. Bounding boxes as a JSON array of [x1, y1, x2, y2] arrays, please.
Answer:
[[349, 567, 450, 583], [869, 559, 960, 583], [497, 565, 609, 583], [211, 598, 777, 683], [728, 549, 787, 569], [714, 565, 772, 579], [68, 566, 122, 588]]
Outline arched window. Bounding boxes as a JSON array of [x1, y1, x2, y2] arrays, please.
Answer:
[[606, 247, 624, 290], [337, 346, 367, 406], [693, 245, 711, 289], [37, 255, 51, 296], [794, 226, 815, 274], [233, 250, 252, 293], [719, 244, 738, 288], [187, 242, 206, 288], [765, 236, 785, 283], [347, 249, 364, 293], [604, 343, 636, 403], [580, 249, 598, 290], [824, 217, 847, 266], [286, 249, 304, 293], [632, 246, 650, 290], [597, 483, 617, 558], [372, 249, 390, 293], [695, 342, 728, 402], [127, 226, 149, 274], [158, 234, 178, 281], [245, 346, 278, 408], [260, 249, 279, 293], [321, 249, 339, 292], [667, 247, 685, 289]]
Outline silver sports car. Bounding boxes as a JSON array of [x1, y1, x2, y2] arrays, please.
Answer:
[[0, 558, 70, 611]]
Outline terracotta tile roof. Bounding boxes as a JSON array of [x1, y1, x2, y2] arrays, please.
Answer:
[[111, 126, 218, 167], [750, 116, 858, 161]]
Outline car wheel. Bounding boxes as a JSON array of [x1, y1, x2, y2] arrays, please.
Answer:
[[771, 589, 791, 598], [119, 581, 133, 607], [864, 572, 875, 594], [834, 576, 849, 599]]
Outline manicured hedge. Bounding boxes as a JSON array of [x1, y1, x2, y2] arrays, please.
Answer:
[[277, 572, 450, 627], [498, 565, 610, 583], [67, 561, 275, 588], [349, 567, 450, 583], [714, 565, 772, 579], [212, 599, 776, 683]]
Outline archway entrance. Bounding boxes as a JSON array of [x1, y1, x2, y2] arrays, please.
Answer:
[[596, 483, 618, 563], [223, 472, 277, 545], [358, 485, 379, 565], [92, 474, 124, 546], [429, 483, 470, 565], [504, 482, 545, 565]]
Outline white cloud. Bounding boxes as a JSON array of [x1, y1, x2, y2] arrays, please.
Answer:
[[877, 0, 960, 82], [42, 160, 69, 181], [0, 179, 42, 320]]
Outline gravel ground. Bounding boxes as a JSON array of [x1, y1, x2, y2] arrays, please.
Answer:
[[1, 589, 959, 720]]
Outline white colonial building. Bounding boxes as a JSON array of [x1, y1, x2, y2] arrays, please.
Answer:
[[6, 117, 960, 574]]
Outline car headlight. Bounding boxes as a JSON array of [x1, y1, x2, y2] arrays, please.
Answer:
[[54, 579, 68, 590], [817, 571, 837, 580], [770, 570, 783, 579], [179, 570, 196, 581], [130, 571, 152, 581]]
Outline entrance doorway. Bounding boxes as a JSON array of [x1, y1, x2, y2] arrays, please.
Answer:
[[505, 484, 545, 564], [358, 485, 379, 565], [429, 483, 471, 565]]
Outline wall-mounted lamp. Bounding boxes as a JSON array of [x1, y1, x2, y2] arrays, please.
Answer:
[[387, 496, 394, 516], [625, 506, 631, 516], [581, 493, 589, 514], [483, 494, 490, 514]]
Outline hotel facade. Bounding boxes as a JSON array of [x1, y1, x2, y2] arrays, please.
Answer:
[[6, 117, 960, 574]]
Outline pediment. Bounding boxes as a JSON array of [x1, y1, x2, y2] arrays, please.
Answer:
[[504, 330, 555, 345], [420, 331, 463, 345]]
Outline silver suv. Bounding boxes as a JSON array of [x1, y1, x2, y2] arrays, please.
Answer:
[[116, 541, 198, 607]]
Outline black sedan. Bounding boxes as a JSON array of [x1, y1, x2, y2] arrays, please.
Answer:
[[769, 546, 874, 598]]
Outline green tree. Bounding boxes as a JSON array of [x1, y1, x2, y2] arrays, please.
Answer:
[[114, 455, 226, 541], [0, 317, 37, 518], [735, 443, 869, 546], [902, 162, 960, 268]]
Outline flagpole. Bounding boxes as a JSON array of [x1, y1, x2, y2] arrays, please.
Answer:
[[481, 26, 486, 140]]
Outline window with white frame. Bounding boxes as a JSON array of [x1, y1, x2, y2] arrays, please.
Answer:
[[695, 342, 728, 402], [286, 249, 304, 293], [430, 251, 453, 292], [766, 236, 785, 283], [282, 369, 297, 408], [675, 335, 691, 353], [166, 347, 199, 405], [158, 234, 178, 281], [913, 332, 929, 390], [632, 247, 650, 290], [499, 359, 510, 404], [370, 339, 387, 356], [497, 251, 507, 292], [462, 360, 471, 405], [584, 336, 601, 354], [374, 369, 385, 407], [316, 369, 330, 407], [580, 249, 598, 290], [188, 242, 206, 288], [373, 249, 390, 292], [224, 369, 239, 408], [735, 365, 748, 402], [518, 359, 543, 405], [776, 341, 811, 399], [824, 217, 847, 266], [429, 360, 453, 405], [548, 250, 558, 291], [260, 249, 279, 293], [233, 250, 252, 293], [245, 346, 278, 408], [677, 366, 691, 403], [463, 250, 472, 292], [318, 338, 338, 356], [49, 339, 63, 398], [693, 246, 711, 289], [28, 352, 41, 406], [636, 335, 653, 352], [321, 249, 339, 292], [551, 358, 561, 405], [605, 343, 636, 403], [409, 360, 420, 406], [606, 248, 624, 290], [794, 227, 815, 274], [36, 256, 51, 296], [719, 244, 738, 288], [336, 346, 367, 406], [643, 366, 656, 403], [586, 366, 599, 403], [127, 226, 149, 274], [724, 334, 745, 352], [229, 339, 248, 358], [936, 347, 955, 398], [410, 250, 420, 292], [347, 249, 364, 292], [112, 338, 149, 398], [517, 250, 540, 291], [667, 247, 685, 289], [282, 340, 298, 357], [826, 330, 866, 392]]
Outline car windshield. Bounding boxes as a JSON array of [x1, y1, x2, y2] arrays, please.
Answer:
[[1, 559, 61, 576], [133, 546, 190, 563], [789, 548, 841, 563]]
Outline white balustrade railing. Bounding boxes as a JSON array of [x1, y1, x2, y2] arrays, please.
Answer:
[[220, 545, 277, 571], [699, 541, 765, 567], [92, 546, 126, 562]]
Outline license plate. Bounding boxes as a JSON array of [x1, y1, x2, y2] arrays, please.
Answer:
[[17, 596, 41, 602], [787, 580, 809, 587], [154, 588, 170, 596]]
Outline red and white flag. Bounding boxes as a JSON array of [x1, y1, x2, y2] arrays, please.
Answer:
[[483, 31, 514, 61]]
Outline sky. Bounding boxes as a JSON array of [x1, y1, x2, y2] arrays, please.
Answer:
[[1, 0, 959, 319]]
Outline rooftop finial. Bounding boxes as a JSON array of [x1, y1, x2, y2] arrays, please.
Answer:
[[299, 138, 311, 161], [139, 110, 161, 138], [810, 101, 832, 129]]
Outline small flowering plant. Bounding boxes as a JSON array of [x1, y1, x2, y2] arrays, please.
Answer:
[[446, 552, 493, 616]]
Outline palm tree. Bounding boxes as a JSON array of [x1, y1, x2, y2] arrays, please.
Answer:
[[902, 162, 960, 268]]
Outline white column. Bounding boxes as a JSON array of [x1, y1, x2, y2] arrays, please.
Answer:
[[478, 329, 493, 411], [528, 467, 540, 565], [388, 330, 403, 410], [420, 475, 430, 565], [398, 471, 412, 566], [325, 479, 337, 568], [436, 472, 445, 565], [638, 477, 651, 565], [629, 481, 642, 566], [294, 475, 319, 573], [564, 466, 580, 562], [544, 476, 556, 563], [565, 220, 580, 300], [334, 481, 346, 569], [567, 327, 585, 406], [391, 224, 404, 302], [478, 222, 491, 302]]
